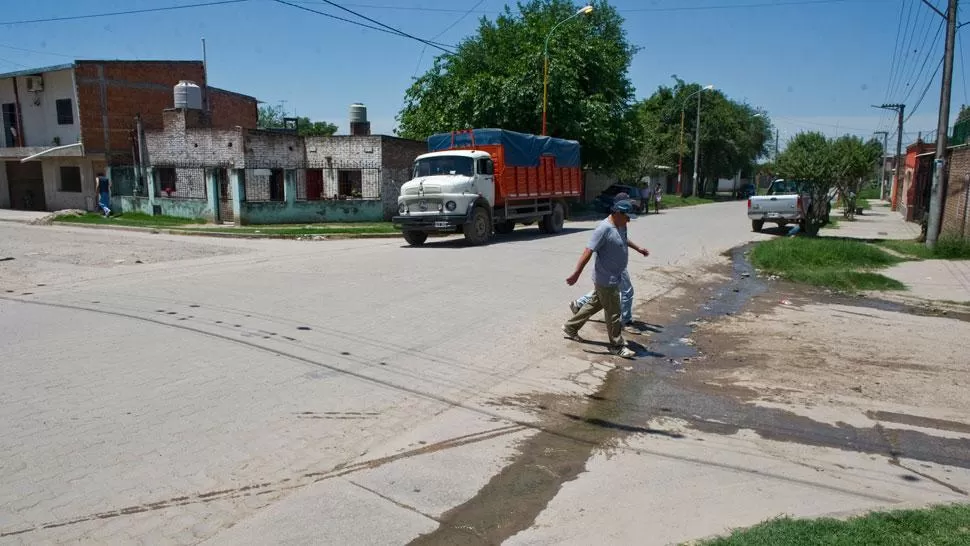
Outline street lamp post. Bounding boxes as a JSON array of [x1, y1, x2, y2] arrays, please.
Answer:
[[542, 5, 593, 136], [676, 84, 713, 196]]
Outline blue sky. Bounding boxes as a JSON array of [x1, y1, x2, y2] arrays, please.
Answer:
[[0, 0, 963, 148]]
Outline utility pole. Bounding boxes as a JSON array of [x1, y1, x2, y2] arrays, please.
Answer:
[[874, 130, 889, 199], [691, 91, 702, 196], [926, 0, 959, 249], [873, 103, 905, 210]]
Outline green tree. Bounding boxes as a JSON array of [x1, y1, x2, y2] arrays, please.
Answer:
[[619, 80, 772, 196], [258, 104, 338, 137], [397, 0, 637, 170], [958, 104, 970, 123], [831, 135, 882, 219], [776, 131, 835, 235]]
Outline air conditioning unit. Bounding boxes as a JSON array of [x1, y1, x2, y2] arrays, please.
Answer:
[[25, 76, 44, 92]]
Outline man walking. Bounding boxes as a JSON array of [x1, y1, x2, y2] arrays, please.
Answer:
[[569, 193, 636, 333], [96, 173, 111, 217], [563, 196, 649, 359]]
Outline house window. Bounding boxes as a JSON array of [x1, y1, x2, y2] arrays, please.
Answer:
[[56, 99, 73, 125], [338, 170, 363, 198], [59, 166, 82, 192], [157, 167, 177, 196]]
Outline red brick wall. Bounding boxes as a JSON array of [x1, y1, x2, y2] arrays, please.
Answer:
[[75, 61, 207, 163], [208, 89, 257, 130], [942, 147, 970, 238]]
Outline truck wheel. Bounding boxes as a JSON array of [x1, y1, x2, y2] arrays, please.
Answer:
[[751, 220, 764, 232], [541, 202, 565, 234], [403, 231, 428, 246], [494, 220, 515, 235], [464, 207, 491, 246]]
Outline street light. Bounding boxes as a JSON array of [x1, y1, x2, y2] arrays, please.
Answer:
[[676, 84, 714, 195], [542, 5, 593, 136]]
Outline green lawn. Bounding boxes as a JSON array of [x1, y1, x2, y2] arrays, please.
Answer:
[[54, 212, 205, 227], [880, 237, 970, 260], [697, 503, 970, 546], [751, 237, 905, 291], [181, 224, 397, 236], [858, 185, 882, 200], [661, 194, 716, 209]]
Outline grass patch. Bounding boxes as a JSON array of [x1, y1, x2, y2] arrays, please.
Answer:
[[54, 212, 204, 227], [180, 223, 397, 236], [751, 236, 904, 291], [880, 236, 970, 260], [858, 185, 881, 200], [661, 195, 716, 209], [856, 197, 871, 210], [698, 503, 970, 546]]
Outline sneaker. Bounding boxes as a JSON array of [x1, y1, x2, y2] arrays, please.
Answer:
[[569, 301, 580, 315], [623, 323, 644, 335], [610, 346, 636, 359], [562, 325, 581, 341]]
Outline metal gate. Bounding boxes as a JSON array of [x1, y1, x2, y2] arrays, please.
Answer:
[[216, 168, 233, 223]]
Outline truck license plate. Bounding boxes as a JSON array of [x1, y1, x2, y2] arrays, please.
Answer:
[[767, 213, 780, 218], [434, 221, 450, 228]]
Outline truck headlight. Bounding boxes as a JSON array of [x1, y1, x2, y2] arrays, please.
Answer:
[[399, 203, 408, 214], [445, 201, 457, 211]]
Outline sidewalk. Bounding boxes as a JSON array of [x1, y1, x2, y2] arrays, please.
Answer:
[[831, 201, 970, 302], [826, 200, 919, 240], [0, 209, 51, 224]]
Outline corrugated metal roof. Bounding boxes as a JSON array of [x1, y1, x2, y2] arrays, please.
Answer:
[[0, 63, 74, 79]]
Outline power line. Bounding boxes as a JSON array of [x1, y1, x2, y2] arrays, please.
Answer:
[[0, 0, 249, 26], [886, 0, 919, 103], [622, 0, 881, 12], [413, 0, 485, 78], [899, 19, 945, 105], [893, 1, 933, 101], [905, 55, 944, 122], [0, 43, 75, 59], [272, 0, 455, 53]]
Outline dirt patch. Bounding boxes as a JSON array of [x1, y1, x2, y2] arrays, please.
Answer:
[[689, 280, 970, 413]]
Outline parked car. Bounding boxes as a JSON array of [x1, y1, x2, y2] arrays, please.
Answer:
[[595, 184, 648, 213], [747, 179, 832, 232]]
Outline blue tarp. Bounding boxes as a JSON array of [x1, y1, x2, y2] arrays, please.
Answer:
[[427, 129, 581, 168]]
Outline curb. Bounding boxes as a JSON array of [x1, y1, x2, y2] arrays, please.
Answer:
[[47, 221, 404, 240]]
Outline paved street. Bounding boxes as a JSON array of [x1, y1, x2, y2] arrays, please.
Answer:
[[2, 202, 968, 545]]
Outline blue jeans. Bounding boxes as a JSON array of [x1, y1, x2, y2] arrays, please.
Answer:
[[98, 191, 111, 214], [576, 269, 633, 324]]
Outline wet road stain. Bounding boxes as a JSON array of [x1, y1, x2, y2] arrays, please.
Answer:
[[867, 410, 970, 435], [297, 326, 311, 331], [410, 245, 970, 544]]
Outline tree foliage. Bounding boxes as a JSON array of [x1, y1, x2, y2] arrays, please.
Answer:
[[617, 79, 772, 195], [396, 0, 637, 170], [776, 132, 882, 234], [258, 105, 338, 137]]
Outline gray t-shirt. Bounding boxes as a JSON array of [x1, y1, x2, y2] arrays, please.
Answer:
[[588, 218, 628, 287]]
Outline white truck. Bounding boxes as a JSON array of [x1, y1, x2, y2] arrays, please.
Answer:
[[747, 179, 831, 232], [392, 129, 582, 246]]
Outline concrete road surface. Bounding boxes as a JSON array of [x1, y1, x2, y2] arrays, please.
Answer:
[[2, 202, 966, 545]]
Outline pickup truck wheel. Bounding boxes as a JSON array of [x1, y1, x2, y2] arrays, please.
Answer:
[[403, 231, 428, 246], [751, 220, 764, 232], [464, 207, 491, 246], [494, 220, 515, 235], [542, 202, 565, 234]]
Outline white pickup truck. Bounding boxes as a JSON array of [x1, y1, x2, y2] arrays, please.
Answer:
[[747, 179, 831, 232]]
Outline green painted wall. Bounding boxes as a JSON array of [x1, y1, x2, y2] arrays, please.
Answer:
[[119, 197, 213, 221], [240, 200, 383, 224]]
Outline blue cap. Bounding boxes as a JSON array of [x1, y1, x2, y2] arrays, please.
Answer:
[[612, 198, 637, 219]]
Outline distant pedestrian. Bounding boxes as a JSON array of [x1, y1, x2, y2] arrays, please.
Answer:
[[96, 173, 111, 217], [653, 182, 663, 213], [563, 195, 649, 359], [570, 192, 637, 333]]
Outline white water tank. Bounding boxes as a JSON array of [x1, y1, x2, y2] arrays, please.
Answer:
[[174, 80, 203, 110], [350, 103, 367, 123]]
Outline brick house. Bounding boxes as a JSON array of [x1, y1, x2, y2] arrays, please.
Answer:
[[942, 145, 970, 237], [898, 141, 935, 222], [136, 106, 426, 223], [0, 60, 257, 212]]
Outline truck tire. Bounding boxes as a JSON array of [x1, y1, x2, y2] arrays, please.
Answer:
[[751, 220, 764, 232], [464, 207, 491, 246], [494, 220, 515, 235], [541, 202, 565, 234], [403, 231, 428, 246]]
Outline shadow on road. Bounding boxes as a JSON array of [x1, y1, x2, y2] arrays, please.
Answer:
[[400, 226, 593, 249]]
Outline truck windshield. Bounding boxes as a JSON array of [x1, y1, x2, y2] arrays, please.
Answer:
[[413, 156, 474, 178]]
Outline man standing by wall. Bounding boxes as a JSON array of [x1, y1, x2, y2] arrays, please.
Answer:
[[562, 196, 650, 359], [96, 173, 111, 217]]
